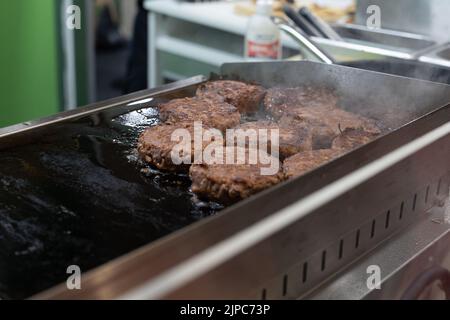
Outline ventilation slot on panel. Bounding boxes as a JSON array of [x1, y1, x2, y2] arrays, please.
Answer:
[[338, 239, 344, 260], [355, 229, 360, 249], [302, 262, 308, 283], [399, 201, 404, 220], [425, 185, 430, 204], [321, 251, 327, 271], [283, 275, 288, 296], [385, 211, 390, 229], [370, 220, 376, 239], [412, 193, 417, 211]]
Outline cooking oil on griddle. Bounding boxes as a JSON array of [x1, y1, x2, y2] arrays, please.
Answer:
[[0, 103, 223, 299]]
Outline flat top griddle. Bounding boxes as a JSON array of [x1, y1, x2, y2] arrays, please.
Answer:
[[2, 62, 450, 300], [0, 101, 222, 299]]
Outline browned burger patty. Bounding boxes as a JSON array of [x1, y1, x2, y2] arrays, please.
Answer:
[[332, 128, 380, 151], [196, 80, 266, 114], [264, 86, 339, 119], [138, 123, 216, 172], [279, 105, 381, 149], [159, 97, 241, 132], [283, 149, 344, 179], [233, 120, 312, 160], [189, 146, 284, 203]]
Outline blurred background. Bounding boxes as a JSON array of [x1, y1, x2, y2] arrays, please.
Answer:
[[0, 0, 141, 128], [0, 0, 449, 128]]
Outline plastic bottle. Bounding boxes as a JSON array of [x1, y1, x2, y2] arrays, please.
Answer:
[[244, 0, 282, 60]]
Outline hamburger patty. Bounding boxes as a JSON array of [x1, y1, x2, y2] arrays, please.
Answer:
[[138, 123, 220, 172], [279, 104, 381, 149], [264, 86, 339, 119], [332, 128, 380, 151], [189, 146, 284, 203], [196, 80, 266, 114], [233, 120, 313, 160], [283, 149, 343, 179], [159, 97, 241, 132], [137, 82, 383, 203]]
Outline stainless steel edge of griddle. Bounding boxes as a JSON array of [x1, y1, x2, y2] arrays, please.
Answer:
[[329, 23, 436, 55], [0, 75, 206, 140], [116, 122, 450, 300], [308, 207, 450, 300], [16, 61, 450, 300], [419, 43, 450, 69]]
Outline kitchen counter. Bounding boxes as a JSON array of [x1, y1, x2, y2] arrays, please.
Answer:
[[144, 0, 304, 87], [143, 0, 438, 87]]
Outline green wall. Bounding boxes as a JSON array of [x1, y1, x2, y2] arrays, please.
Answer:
[[0, 0, 60, 128]]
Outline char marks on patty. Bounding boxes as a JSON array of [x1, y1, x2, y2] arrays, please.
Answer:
[[190, 146, 284, 203], [159, 96, 241, 132], [233, 120, 313, 160], [332, 128, 380, 151], [138, 123, 221, 172], [283, 149, 344, 179], [264, 86, 339, 120], [196, 80, 266, 114], [279, 104, 381, 149]]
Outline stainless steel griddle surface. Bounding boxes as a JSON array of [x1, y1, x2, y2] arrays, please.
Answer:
[[0, 100, 223, 299], [3, 62, 450, 300]]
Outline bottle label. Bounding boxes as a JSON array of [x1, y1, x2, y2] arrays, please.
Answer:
[[246, 40, 280, 59]]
